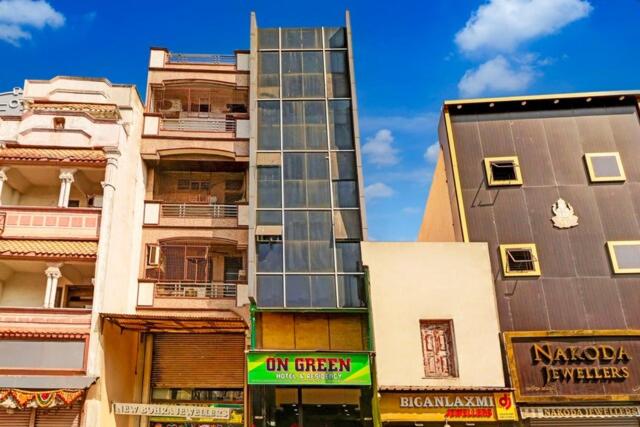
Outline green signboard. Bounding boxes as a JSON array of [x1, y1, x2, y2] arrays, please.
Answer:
[[247, 352, 371, 386]]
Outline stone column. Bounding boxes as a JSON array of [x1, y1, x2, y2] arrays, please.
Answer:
[[43, 263, 62, 308], [58, 169, 76, 207], [0, 167, 8, 206]]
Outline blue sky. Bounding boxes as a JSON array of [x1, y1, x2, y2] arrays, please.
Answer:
[[1, 0, 639, 241]]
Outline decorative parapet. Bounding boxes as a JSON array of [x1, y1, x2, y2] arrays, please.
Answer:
[[25, 101, 121, 121], [0, 88, 24, 116]]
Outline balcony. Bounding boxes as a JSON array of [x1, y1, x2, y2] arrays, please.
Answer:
[[144, 201, 247, 228], [0, 259, 95, 310], [138, 281, 247, 310], [142, 82, 250, 143], [0, 206, 100, 239]]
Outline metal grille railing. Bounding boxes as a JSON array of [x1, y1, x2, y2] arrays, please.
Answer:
[[160, 118, 236, 132], [167, 53, 236, 64], [155, 282, 237, 299], [160, 204, 238, 219]]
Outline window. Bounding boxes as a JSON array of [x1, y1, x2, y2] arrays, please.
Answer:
[[283, 153, 330, 208], [257, 167, 282, 208], [499, 244, 541, 277], [607, 241, 640, 274], [53, 117, 65, 129], [258, 52, 280, 99], [420, 320, 458, 378], [338, 275, 366, 308], [585, 152, 626, 182], [284, 211, 334, 272], [329, 100, 354, 149], [325, 51, 350, 98], [484, 156, 522, 186], [286, 275, 336, 308], [282, 101, 327, 150], [224, 257, 243, 282], [257, 101, 281, 150], [282, 51, 324, 98], [257, 275, 284, 307], [281, 28, 322, 49]]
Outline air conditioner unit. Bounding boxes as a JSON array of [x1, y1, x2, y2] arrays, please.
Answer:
[[146, 245, 160, 266], [158, 99, 182, 114]]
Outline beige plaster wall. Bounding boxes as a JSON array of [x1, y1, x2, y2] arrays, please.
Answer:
[[361, 242, 504, 388], [0, 272, 45, 307], [418, 150, 456, 242]]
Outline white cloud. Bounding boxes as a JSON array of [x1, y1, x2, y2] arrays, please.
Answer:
[[455, 0, 592, 54], [424, 142, 440, 163], [402, 207, 421, 215], [365, 182, 394, 200], [0, 0, 65, 46], [458, 55, 536, 97], [360, 112, 439, 135], [362, 129, 400, 166]]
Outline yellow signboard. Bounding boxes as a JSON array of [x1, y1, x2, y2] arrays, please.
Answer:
[[379, 392, 518, 422]]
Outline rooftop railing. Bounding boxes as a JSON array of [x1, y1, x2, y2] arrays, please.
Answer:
[[167, 53, 236, 65]]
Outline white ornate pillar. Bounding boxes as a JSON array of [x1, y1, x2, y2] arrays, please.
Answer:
[[58, 169, 76, 207], [0, 167, 8, 206], [43, 263, 62, 308]]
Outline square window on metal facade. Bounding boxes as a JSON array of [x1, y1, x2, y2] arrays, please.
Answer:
[[329, 101, 354, 149], [286, 275, 336, 308], [584, 152, 626, 182], [281, 28, 322, 49], [420, 320, 458, 378], [258, 29, 279, 49], [257, 242, 283, 273], [483, 156, 522, 186], [607, 241, 640, 274], [499, 244, 541, 277], [338, 275, 366, 308], [324, 28, 346, 48]]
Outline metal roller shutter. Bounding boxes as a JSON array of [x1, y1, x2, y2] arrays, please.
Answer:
[[529, 419, 639, 426], [152, 333, 245, 388], [0, 409, 32, 426], [35, 403, 82, 427]]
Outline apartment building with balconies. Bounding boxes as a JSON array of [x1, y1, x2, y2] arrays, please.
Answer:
[[0, 77, 144, 426], [98, 48, 252, 427]]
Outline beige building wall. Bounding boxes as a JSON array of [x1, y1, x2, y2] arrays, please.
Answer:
[[361, 242, 504, 388], [417, 149, 456, 242]]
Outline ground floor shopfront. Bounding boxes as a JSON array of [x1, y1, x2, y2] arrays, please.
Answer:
[[0, 388, 85, 426], [378, 390, 519, 426], [102, 312, 248, 427], [504, 330, 640, 427], [247, 352, 374, 427]]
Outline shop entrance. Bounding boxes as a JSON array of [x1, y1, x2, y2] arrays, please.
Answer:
[[252, 387, 373, 427]]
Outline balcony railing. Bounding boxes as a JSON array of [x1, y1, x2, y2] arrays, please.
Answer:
[[161, 203, 238, 219], [160, 118, 236, 132], [155, 282, 237, 299], [167, 53, 236, 65]]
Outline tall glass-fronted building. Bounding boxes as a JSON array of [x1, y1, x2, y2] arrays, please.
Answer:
[[247, 11, 374, 427]]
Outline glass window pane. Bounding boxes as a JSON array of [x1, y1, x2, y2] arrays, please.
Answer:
[[257, 242, 283, 272], [258, 101, 280, 150], [324, 27, 346, 48], [329, 100, 354, 149], [283, 101, 327, 150], [286, 275, 311, 307], [257, 275, 284, 307], [258, 53, 280, 99], [331, 152, 356, 180], [336, 242, 361, 272], [326, 51, 350, 98], [310, 275, 336, 307], [258, 29, 279, 49], [257, 167, 281, 208], [285, 211, 334, 272], [282, 52, 324, 98], [333, 181, 359, 208], [338, 275, 366, 308], [334, 210, 362, 240], [257, 210, 282, 225], [283, 153, 330, 208], [282, 28, 322, 49]]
